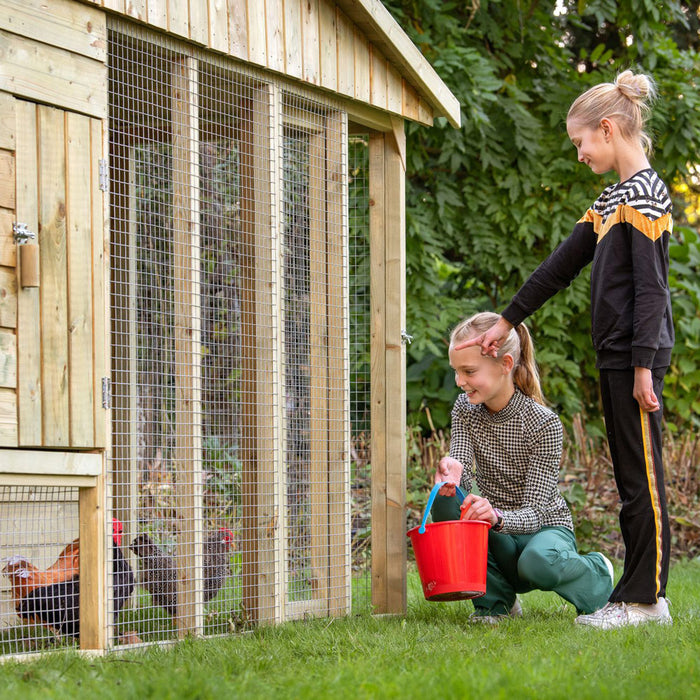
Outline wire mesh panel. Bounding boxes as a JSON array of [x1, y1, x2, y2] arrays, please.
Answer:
[[348, 134, 372, 612], [107, 20, 351, 646], [0, 486, 80, 654]]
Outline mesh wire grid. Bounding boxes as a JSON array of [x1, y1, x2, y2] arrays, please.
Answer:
[[106, 19, 364, 647], [0, 486, 81, 654]]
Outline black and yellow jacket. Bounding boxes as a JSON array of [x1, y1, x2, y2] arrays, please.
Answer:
[[502, 168, 674, 370]]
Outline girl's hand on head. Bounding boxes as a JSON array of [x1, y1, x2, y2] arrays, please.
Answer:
[[452, 317, 513, 358], [435, 456, 463, 495], [633, 366, 660, 412]]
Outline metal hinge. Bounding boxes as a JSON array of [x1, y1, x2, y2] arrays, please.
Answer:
[[13, 222, 36, 244], [101, 377, 112, 409], [98, 159, 109, 191]]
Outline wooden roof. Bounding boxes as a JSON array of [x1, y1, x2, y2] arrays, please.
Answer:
[[83, 0, 460, 128]]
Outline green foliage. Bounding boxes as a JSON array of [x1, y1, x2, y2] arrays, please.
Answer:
[[383, 0, 700, 431]]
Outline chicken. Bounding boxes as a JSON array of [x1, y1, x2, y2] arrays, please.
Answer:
[[204, 528, 234, 603], [2, 540, 80, 605], [129, 532, 178, 617], [2, 518, 136, 641], [18, 576, 80, 640]]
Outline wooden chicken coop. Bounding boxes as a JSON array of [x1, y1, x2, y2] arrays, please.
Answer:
[[0, 0, 459, 656]]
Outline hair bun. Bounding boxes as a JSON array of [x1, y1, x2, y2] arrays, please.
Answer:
[[615, 70, 655, 102]]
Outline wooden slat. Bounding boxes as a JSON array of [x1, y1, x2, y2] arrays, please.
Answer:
[[0, 386, 17, 445], [368, 132, 386, 613], [318, 1, 337, 92], [0, 327, 15, 388], [246, 0, 267, 66], [126, 0, 146, 21], [0, 449, 102, 475], [284, 0, 302, 79], [171, 56, 204, 637], [353, 29, 370, 104], [0, 208, 15, 268], [0, 150, 14, 209], [336, 9, 355, 98], [265, 0, 284, 73], [208, 0, 229, 53], [38, 105, 69, 446], [168, 0, 188, 37], [90, 119, 107, 448], [386, 63, 402, 117], [0, 266, 16, 328], [227, 0, 248, 60], [66, 112, 95, 447], [15, 99, 41, 447], [301, 0, 320, 85], [370, 47, 388, 111], [0, 0, 106, 61], [0, 473, 95, 487], [0, 30, 107, 119], [189, 0, 208, 45], [0, 91, 15, 150], [147, 0, 168, 30]]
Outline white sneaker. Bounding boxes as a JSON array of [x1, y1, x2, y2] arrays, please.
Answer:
[[470, 598, 522, 624], [575, 597, 672, 629]]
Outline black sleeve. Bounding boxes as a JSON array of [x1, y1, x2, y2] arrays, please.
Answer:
[[502, 219, 597, 326]]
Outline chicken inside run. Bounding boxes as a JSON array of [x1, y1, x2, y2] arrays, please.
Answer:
[[0, 486, 236, 653]]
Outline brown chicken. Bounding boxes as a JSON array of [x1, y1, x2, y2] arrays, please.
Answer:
[[2, 540, 80, 607], [2, 519, 136, 641], [129, 532, 178, 617]]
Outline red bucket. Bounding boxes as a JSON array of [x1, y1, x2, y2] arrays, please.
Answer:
[[407, 483, 490, 601]]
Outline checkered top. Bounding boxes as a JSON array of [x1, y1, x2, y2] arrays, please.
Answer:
[[450, 388, 574, 534]]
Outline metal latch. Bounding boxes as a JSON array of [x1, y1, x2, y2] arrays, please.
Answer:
[[401, 330, 414, 345], [13, 222, 36, 245], [102, 377, 112, 410]]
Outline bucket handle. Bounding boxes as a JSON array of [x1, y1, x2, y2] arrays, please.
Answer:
[[419, 482, 467, 534]]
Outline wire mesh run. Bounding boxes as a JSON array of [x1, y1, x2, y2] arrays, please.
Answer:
[[348, 134, 372, 611], [107, 20, 351, 646], [0, 486, 80, 654]]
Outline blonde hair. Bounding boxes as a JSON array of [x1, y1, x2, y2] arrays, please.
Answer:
[[567, 70, 657, 154], [450, 312, 545, 405]]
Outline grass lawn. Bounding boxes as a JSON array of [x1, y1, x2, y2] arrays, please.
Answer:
[[1, 558, 698, 700]]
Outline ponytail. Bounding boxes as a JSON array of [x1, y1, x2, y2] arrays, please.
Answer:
[[512, 323, 545, 405]]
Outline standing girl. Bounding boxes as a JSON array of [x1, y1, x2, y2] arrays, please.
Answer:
[[432, 312, 613, 622], [462, 70, 673, 629]]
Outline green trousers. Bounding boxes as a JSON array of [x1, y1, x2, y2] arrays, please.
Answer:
[[431, 494, 612, 615]]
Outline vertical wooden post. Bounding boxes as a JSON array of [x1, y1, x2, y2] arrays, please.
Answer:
[[240, 83, 284, 625], [326, 111, 351, 616], [369, 126, 406, 615], [171, 55, 204, 637], [79, 473, 106, 650]]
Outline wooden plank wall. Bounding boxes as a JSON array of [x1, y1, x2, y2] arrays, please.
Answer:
[[83, 0, 434, 127]]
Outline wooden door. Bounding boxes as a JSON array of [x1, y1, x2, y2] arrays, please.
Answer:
[[9, 98, 106, 449]]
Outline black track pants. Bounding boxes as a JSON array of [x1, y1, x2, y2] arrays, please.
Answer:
[[599, 368, 670, 604]]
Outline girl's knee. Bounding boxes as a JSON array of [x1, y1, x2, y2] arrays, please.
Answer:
[[517, 548, 559, 589]]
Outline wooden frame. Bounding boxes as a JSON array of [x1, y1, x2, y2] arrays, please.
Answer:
[[369, 126, 406, 615]]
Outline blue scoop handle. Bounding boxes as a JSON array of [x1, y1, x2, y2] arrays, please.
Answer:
[[419, 481, 467, 534]]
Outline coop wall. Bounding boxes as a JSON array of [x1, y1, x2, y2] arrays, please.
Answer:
[[0, 0, 409, 655]]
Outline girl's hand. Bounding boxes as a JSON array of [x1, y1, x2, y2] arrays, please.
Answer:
[[460, 494, 498, 526], [435, 456, 463, 496], [453, 316, 513, 358], [633, 366, 660, 412]]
